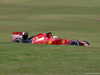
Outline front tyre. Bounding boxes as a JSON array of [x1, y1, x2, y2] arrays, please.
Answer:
[[14, 39, 22, 43], [69, 40, 80, 46], [82, 41, 90, 45]]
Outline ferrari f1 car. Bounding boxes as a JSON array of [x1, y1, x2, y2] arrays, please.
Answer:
[[12, 32, 90, 47]]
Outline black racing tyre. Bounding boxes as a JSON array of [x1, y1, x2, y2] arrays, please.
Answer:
[[82, 41, 90, 45], [69, 40, 80, 46], [14, 39, 22, 43]]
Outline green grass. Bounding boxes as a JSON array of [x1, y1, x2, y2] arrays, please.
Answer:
[[0, 0, 100, 75]]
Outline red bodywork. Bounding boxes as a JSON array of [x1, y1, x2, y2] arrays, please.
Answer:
[[12, 32, 90, 47], [32, 33, 71, 45]]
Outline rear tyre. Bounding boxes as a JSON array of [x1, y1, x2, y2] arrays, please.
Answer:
[[82, 41, 90, 45], [69, 40, 80, 46], [14, 39, 22, 43], [23, 33, 28, 40]]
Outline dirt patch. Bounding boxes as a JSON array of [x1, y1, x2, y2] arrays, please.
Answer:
[[91, 18, 100, 21]]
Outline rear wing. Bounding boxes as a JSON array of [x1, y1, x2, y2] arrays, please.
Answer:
[[12, 32, 28, 42]]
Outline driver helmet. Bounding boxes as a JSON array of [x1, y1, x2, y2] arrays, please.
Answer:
[[47, 31, 52, 37]]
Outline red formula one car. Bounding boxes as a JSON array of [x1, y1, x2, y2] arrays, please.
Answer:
[[12, 32, 90, 47]]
